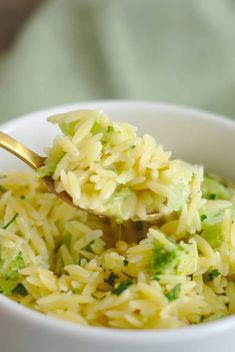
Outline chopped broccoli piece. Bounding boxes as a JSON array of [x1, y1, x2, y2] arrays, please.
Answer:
[[104, 272, 119, 287], [0, 277, 18, 295], [207, 269, 220, 281], [37, 144, 64, 177], [91, 121, 104, 135], [4, 252, 24, 280], [3, 213, 19, 230], [107, 125, 115, 133], [36, 164, 53, 177], [201, 223, 222, 249], [200, 214, 207, 222], [200, 200, 233, 225], [123, 259, 129, 267], [150, 243, 182, 275], [59, 120, 79, 137], [12, 283, 28, 297], [0, 252, 25, 296], [112, 280, 132, 295], [202, 176, 230, 200], [165, 283, 181, 301], [150, 240, 197, 276]]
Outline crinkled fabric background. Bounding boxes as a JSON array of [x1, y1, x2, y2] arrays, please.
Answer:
[[0, 0, 235, 121]]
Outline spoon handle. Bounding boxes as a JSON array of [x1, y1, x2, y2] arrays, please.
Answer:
[[0, 131, 45, 170]]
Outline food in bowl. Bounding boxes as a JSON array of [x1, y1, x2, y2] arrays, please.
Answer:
[[37, 110, 201, 223], [0, 109, 235, 329]]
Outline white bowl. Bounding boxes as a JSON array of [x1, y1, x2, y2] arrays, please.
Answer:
[[0, 101, 235, 352]]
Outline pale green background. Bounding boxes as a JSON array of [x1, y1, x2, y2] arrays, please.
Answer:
[[0, 0, 235, 122]]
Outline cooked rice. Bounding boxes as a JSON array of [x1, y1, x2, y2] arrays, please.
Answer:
[[1, 110, 235, 329]]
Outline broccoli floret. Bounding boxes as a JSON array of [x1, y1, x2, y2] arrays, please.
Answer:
[[91, 121, 104, 135], [207, 269, 220, 281], [199, 200, 234, 249], [4, 252, 24, 280], [0, 277, 18, 295], [200, 214, 207, 222], [150, 240, 197, 276], [0, 252, 25, 296], [202, 176, 230, 200], [59, 120, 79, 137], [201, 223, 223, 249], [165, 283, 181, 301], [37, 144, 64, 177], [150, 243, 182, 275]]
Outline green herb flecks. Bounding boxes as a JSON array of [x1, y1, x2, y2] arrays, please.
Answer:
[[207, 269, 220, 281], [121, 270, 133, 280], [112, 280, 132, 295], [123, 259, 129, 267], [104, 272, 119, 287], [3, 213, 19, 230], [12, 283, 27, 297], [107, 125, 115, 133], [200, 214, 207, 222]]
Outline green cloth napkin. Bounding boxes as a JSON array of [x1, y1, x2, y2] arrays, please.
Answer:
[[0, 0, 235, 122]]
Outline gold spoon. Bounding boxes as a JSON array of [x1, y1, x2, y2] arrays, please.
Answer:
[[0, 131, 161, 222]]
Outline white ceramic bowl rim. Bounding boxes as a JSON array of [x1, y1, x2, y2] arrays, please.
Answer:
[[1, 100, 235, 344]]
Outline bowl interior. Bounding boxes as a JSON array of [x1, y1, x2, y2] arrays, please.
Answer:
[[0, 101, 235, 347]]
